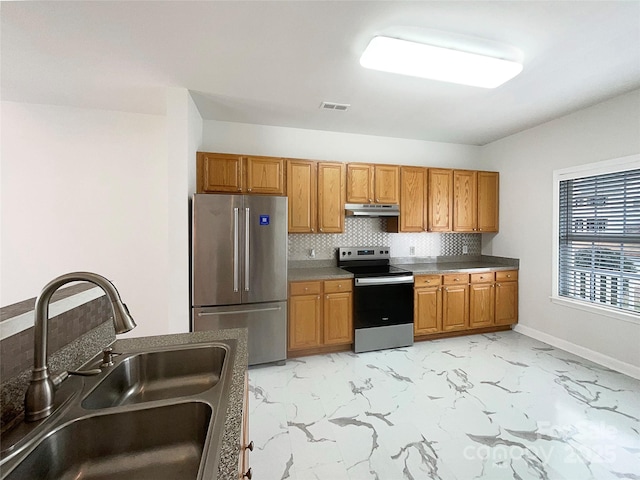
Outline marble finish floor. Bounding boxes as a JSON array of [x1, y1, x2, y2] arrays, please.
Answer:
[[248, 331, 640, 480]]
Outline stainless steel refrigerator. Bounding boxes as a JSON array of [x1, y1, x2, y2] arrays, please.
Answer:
[[191, 193, 287, 365]]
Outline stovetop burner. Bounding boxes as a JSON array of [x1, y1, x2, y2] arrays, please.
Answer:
[[337, 246, 411, 278]]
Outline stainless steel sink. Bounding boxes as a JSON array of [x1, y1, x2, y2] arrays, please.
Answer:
[[82, 345, 227, 409], [1, 340, 237, 480], [4, 402, 212, 480]]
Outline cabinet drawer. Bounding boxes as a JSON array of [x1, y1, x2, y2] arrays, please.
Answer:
[[414, 275, 442, 287], [496, 270, 518, 282], [324, 279, 352, 293], [443, 273, 470, 285], [290, 281, 322, 296], [470, 272, 495, 284]]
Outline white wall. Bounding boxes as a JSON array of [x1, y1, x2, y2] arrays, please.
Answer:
[[481, 89, 640, 376], [202, 120, 481, 168], [0, 101, 170, 338], [166, 89, 203, 334]]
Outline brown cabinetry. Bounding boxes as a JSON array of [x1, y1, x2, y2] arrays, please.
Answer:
[[288, 281, 322, 350], [287, 160, 345, 233], [442, 274, 469, 332], [414, 275, 442, 335], [495, 270, 518, 325], [453, 170, 499, 232], [428, 169, 453, 232], [288, 279, 352, 354], [414, 270, 517, 339], [346, 163, 399, 204], [197, 152, 285, 195], [469, 272, 495, 328], [399, 166, 428, 232]]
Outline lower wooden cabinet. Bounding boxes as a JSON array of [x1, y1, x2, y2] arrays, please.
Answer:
[[414, 270, 517, 338], [495, 271, 518, 325], [469, 272, 495, 328], [288, 279, 353, 353], [238, 372, 253, 479]]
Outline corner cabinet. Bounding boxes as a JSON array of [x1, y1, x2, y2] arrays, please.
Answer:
[[288, 279, 353, 356], [197, 152, 285, 195], [453, 170, 499, 232]]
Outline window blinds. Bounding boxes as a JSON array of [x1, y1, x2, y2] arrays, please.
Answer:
[[558, 168, 640, 314]]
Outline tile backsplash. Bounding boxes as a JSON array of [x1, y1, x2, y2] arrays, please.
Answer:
[[288, 217, 481, 261]]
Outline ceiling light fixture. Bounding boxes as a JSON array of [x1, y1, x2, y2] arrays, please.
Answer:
[[360, 36, 523, 88]]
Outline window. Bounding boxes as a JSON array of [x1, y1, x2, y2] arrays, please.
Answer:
[[554, 155, 640, 318]]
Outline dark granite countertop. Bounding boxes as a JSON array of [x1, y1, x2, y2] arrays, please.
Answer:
[[287, 255, 518, 281], [113, 328, 248, 480], [400, 261, 518, 275]]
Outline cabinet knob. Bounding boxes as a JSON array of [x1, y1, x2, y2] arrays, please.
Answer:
[[246, 440, 254, 452], [248, 188, 252, 192], [426, 280, 431, 284], [368, 198, 372, 203], [319, 228, 323, 232], [507, 274, 512, 278], [338, 284, 342, 288], [304, 287, 308, 291], [376, 198, 379, 202], [243, 468, 253, 479], [311, 228, 315, 232], [326, 295, 329, 299]]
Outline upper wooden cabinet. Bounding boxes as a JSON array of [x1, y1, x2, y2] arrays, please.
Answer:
[[453, 170, 478, 232], [197, 152, 243, 193], [196, 152, 285, 195], [287, 160, 345, 234], [317, 162, 346, 233], [428, 169, 453, 232], [287, 160, 317, 233], [245, 156, 286, 195], [346, 163, 399, 204], [396, 166, 428, 233], [453, 170, 499, 232], [477, 171, 499, 232]]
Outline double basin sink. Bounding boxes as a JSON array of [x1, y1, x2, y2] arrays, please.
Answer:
[[1, 341, 235, 480]]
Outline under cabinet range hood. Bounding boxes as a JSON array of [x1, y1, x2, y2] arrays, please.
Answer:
[[345, 203, 400, 217]]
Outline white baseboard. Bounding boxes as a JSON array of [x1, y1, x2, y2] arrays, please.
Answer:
[[513, 324, 640, 380]]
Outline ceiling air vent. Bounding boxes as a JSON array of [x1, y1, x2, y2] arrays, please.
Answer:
[[320, 101, 350, 111]]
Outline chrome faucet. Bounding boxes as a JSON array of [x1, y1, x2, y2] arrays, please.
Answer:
[[24, 272, 136, 422]]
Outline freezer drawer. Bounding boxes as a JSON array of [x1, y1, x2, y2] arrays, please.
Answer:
[[192, 301, 286, 366]]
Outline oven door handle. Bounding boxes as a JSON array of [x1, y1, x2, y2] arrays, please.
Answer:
[[355, 275, 414, 286]]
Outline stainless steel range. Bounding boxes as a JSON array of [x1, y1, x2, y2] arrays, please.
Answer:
[[338, 247, 414, 353]]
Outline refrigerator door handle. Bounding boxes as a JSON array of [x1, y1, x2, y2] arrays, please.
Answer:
[[197, 306, 282, 316], [233, 207, 239, 293], [245, 207, 250, 292]]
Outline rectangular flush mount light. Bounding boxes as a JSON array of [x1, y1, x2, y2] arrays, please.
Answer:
[[360, 36, 523, 88]]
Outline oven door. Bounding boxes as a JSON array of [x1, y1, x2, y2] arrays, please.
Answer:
[[353, 275, 414, 329]]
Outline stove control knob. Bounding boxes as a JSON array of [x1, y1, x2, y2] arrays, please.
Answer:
[[385, 250, 389, 254], [348, 252, 352, 255], [342, 252, 346, 256], [379, 250, 383, 254]]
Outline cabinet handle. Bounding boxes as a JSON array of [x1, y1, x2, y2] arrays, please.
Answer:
[[243, 468, 253, 479]]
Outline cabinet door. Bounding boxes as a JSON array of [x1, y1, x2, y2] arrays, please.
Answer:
[[288, 294, 322, 349], [470, 283, 495, 327], [245, 156, 285, 195], [317, 162, 345, 233], [478, 171, 499, 232], [400, 167, 428, 232], [442, 284, 469, 331], [323, 292, 353, 345], [346, 164, 374, 203], [197, 152, 243, 193], [428, 169, 453, 232], [414, 286, 442, 334], [453, 170, 478, 232], [374, 165, 400, 204], [495, 281, 518, 325], [287, 160, 317, 233]]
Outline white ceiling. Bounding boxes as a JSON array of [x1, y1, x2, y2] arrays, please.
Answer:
[[2, 1, 640, 146]]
